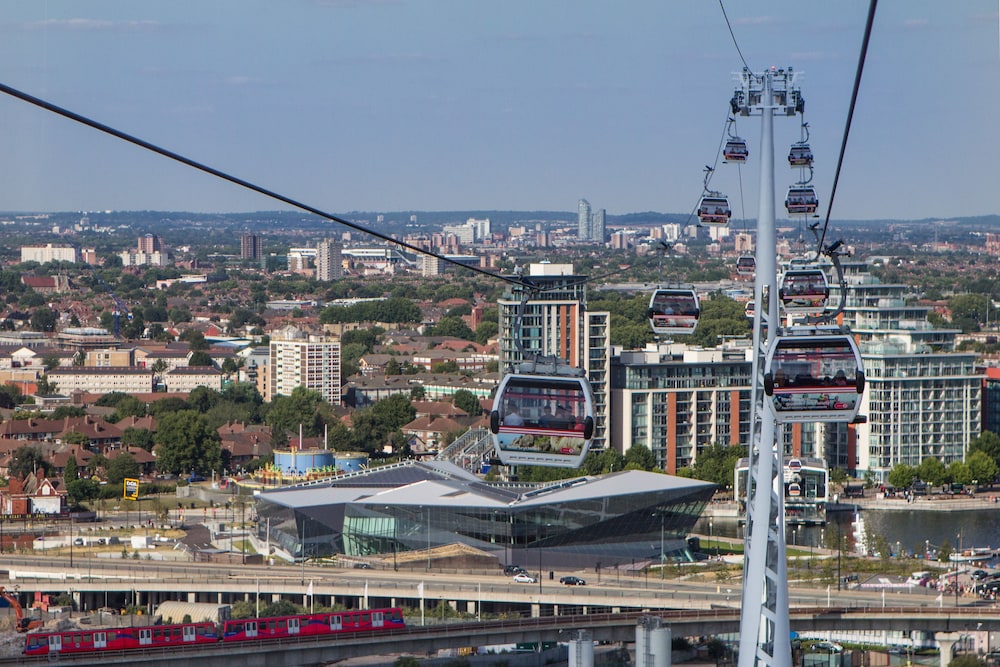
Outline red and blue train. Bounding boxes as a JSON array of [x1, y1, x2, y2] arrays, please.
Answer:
[[24, 606, 405, 656]]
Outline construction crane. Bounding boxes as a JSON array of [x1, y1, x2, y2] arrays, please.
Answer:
[[0, 586, 41, 632]]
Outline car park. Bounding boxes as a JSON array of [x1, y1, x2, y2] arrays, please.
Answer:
[[513, 573, 537, 584], [559, 576, 586, 586]]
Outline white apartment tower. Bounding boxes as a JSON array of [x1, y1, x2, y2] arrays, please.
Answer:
[[268, 326, 342, 406], [838, 262, 981, 480]]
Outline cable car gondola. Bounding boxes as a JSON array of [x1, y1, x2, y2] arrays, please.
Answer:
[[779, 268, 829, 313], [788, 142, 813, 167], [736, 255, 756, 277], [698, 193, 732, 226], [744, 300, 755, 320], [762, 327, 865, 423], [489, 368, 595, 468], [724, 137, 749, 162], [648, 288, 700, 336], [784, 186, 818, 215]]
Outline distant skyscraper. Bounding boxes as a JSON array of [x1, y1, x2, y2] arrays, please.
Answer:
[[591, 208, 605, 243], [137, 234, 161, 254], [241, 233, 262, 260], [578, 199, 591, 240], [316, 239, 343, 281]]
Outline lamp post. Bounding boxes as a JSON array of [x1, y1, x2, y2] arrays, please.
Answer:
[[836, 522, 842, 591], [709, 518, 714, 557]]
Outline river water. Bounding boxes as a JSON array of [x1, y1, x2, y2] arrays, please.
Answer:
[[695, 507, 1000, 558]]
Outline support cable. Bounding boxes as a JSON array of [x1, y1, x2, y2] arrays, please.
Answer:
[[0, 81, 525, 288]]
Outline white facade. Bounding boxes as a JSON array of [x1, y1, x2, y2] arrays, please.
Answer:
[[48, 367, 154, 394], [840, 263, 982, 480], [21, 244, 78, 264], [269, 327, 342, 406]]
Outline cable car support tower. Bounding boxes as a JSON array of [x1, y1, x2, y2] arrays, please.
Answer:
[[733, 67, 803, 667]]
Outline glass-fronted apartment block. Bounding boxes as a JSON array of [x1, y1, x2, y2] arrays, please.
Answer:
[[256, 460, 716, 566], [498, 263, 611, 452], [838, 262, 981, 480]]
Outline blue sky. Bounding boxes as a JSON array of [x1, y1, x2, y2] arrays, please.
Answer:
[[0, 1, 996, 220]]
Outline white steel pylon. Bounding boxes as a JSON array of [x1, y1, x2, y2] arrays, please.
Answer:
[[735, 67, 804, 667]]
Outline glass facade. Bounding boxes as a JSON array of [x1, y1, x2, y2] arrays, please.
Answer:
[[255, 461, 715, 565]]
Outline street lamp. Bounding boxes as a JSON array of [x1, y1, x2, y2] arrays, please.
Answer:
[[709, 519, 714, 558]]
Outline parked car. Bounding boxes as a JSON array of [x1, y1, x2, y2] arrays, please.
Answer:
[[503, 564, 525, 576], [971, 569, 989, 581], [73, 538, 84, 546], [353, 562, 372, 569], [559, 576, 586, 586], [812, 642, 843, 653], [513, 573, 537, 584]]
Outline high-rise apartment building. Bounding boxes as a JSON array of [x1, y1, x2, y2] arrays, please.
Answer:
[[591, 208, 605, 243], [268, 326, 342, 406], [498, 263, 610, 452], [577, 199, 591, 240], [316, 239, 343, 281], [137, 234, 161, 254], [836, 262, 981, 480], [241, 233, 262, 261], [611, 343, 753, 472]]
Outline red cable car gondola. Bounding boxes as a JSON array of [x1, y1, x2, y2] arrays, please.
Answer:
[[724, 137, 749, 162], [779, 268, 829, 313], [785, 185, 818, 215], [763, 327, 865, 423], [489, 369, 595, 468], [698, 193, 732, 226], [736, 255, 756, 277], [648, 288, 700, 336], [788, 142, 813, 167]]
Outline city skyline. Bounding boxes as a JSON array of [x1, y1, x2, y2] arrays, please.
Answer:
[[0, 2, 996, 221]]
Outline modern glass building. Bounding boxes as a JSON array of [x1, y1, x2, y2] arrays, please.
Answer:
[[256, 460, 715, 567]]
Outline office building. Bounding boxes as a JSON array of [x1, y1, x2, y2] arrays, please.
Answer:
[[578, 199, 591, 240]]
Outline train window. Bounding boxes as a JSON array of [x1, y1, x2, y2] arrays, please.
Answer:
[[83, 633, 92, 643], [362, 613, 371, 624]]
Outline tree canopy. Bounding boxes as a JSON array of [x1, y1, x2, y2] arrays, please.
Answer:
[[153, 410, 223, 475]]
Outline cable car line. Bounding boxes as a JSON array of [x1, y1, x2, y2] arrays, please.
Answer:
[[718, 0, 752, 74], [814, 0, 877, 254], [0, 80, 527, 290]]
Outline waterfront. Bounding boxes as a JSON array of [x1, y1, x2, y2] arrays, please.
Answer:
[[696, 502, 1000, 558]]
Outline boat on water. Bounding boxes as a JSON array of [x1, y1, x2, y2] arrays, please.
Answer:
[[949, 547, 997, 562]]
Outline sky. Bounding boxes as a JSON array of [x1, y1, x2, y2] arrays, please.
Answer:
[[0, 1, 997, 221]]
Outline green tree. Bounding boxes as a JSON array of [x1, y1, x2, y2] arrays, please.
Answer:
[[9, 445, 50, 479], [427, 317, 474, 340], [154, 410, 223, 475], [967, 450, 999, 488], [917, 457, 948, 486], [265, 387, 328, 438], [686, 295, 751, 347], [0, 384, 22, 409], [29, 306, 58, 332], [452, 389, 482, 416], [66, 478, 99, 508], [690, 444, 746, 489], [188, 350, 215, 367], [474, 320, 498, 345], [64, 456, 79, 482], [122, 427, 156, 452], [947, 460, 972, 486], [887, 464, 917, 489], [35, 374, 58, 395], [968, 431, 1000, 469], [624, 443, 657, 471], [950, 654, 986, 667], [106, 452, 141, 488], [385, 358, 401, 376]]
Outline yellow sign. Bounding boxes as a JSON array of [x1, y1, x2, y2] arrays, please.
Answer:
[[123, 478, 139, 500]]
